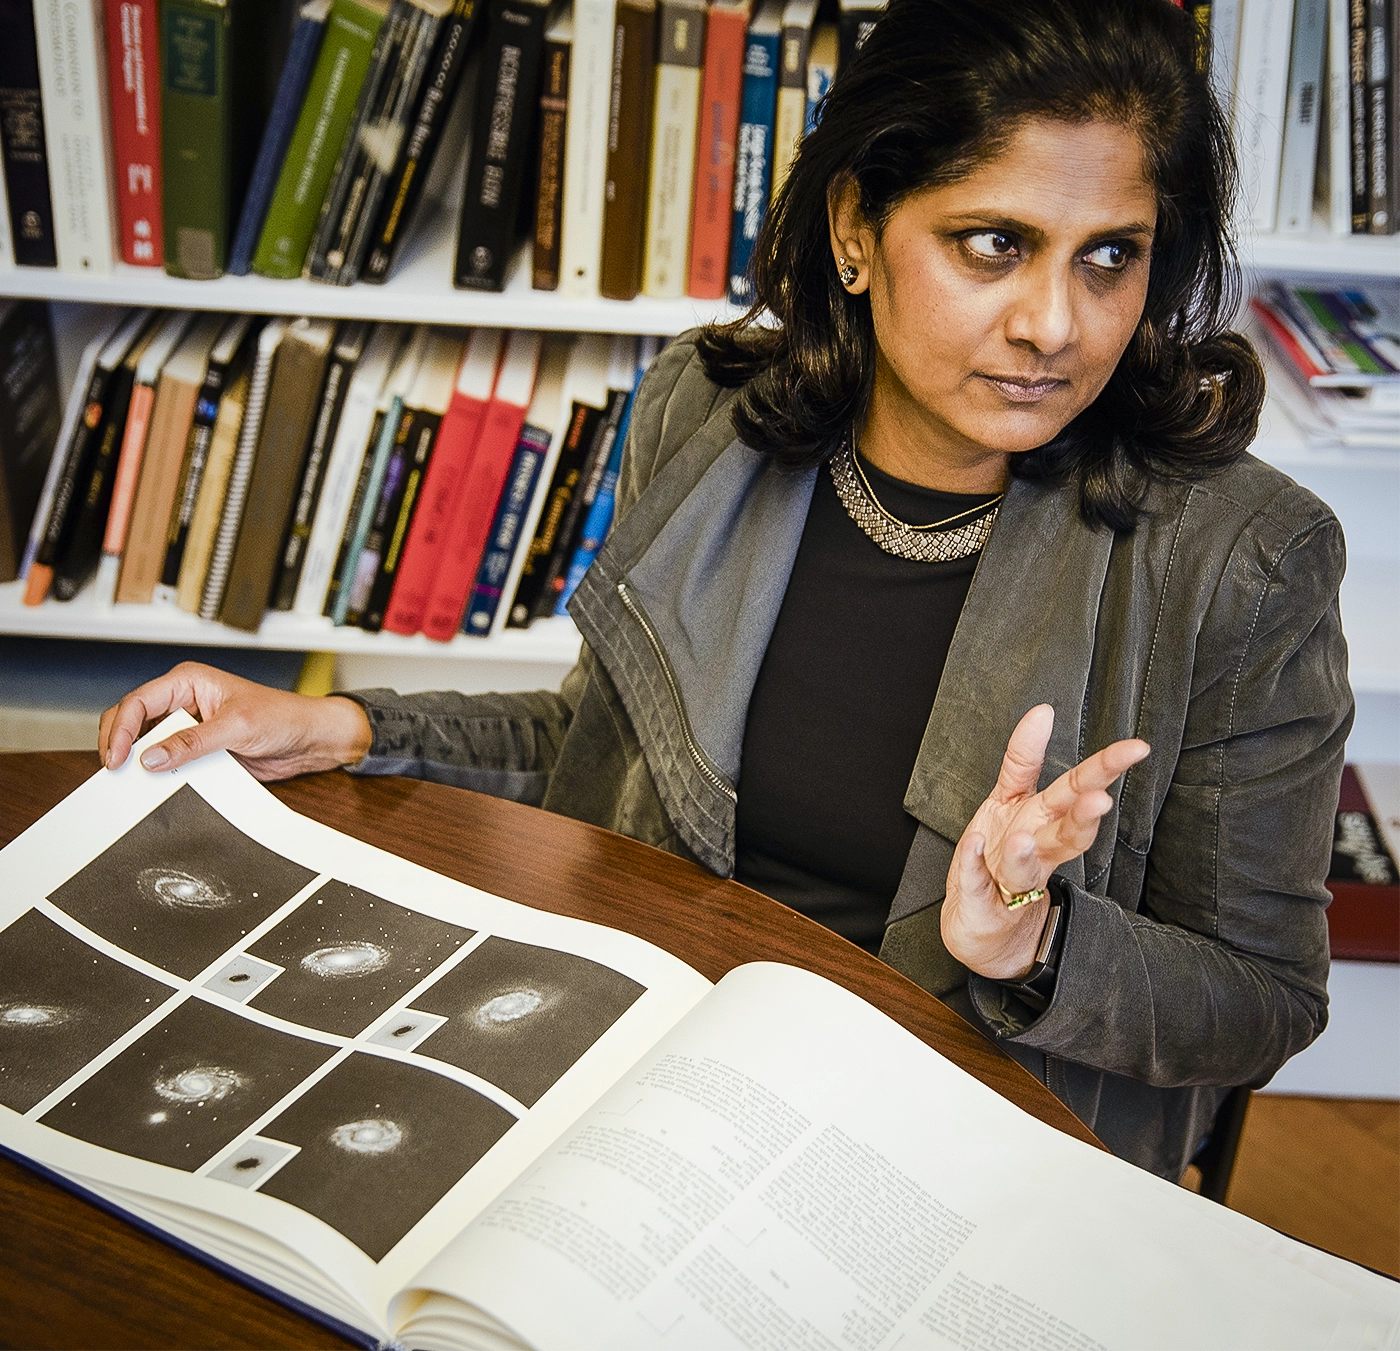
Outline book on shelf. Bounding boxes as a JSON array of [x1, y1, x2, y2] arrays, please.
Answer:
[[1351, 0, 1369, 230], [219, 318, 337, 633], [383, 325, 502, 637], [597, 0, 658, 301], [1328, 763, 1400, 962], [463, 331, 568, 635], [804, 20, 837, 130], [454, 0, 553, 292], [727, 0, 782, 306], [0, 300, 60, 583], [254, 0, 388, 280], [557, 0, 617, 297], [1318, 0, 1355, 233], [227, 0, 333, 277], [528, 7, 571, 292], [1278, 0, 1327, 232], [641, 0, 706, 300], [1366, 0, 1393, 233], [160, 0, 283, 279], [2, 715, 1396, 1350], [837, 0, 881, 66], [770, 0, 817, 204], [0, 0, 58, 268], [1232, 0, 1296, 233], [103, 0, 164, 266]]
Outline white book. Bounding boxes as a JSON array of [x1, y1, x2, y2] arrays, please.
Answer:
[[1278, 0, 1328, 231], [31, 0, 117, 274], [294, 324, 407, 618], [1, 721, 1398, 1350], [1233, 0, 1298, 231], [642, 0, 707, 298], [1316, 0, 1355, 233], [1210, 0, 1245, 121], [558, 0, 619, 297], [770, 0, 818, 201]]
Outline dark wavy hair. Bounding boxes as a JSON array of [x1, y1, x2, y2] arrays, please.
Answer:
[[695, 0, 1265, 530]]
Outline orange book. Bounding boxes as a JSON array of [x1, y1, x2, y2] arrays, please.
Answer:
[[686, 0, 752, 299]]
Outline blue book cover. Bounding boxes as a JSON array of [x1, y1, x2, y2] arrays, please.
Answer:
[[462, 423, 552, 636], [227, 3, 329, 276], [726, 2, 783, 306]]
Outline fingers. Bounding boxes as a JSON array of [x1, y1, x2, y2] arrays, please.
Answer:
[[100, 663, 220, 771], [1040, 738, 1150, 816], [139, 715, 242, 772], [992, 704, 1054, 802]]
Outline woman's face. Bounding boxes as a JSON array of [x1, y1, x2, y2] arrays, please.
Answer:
[[833, 117, 1158, 480]]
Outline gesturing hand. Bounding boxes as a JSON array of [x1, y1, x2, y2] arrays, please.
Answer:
[[941, 704, 1149, 981], [99, 662, 374, 782]]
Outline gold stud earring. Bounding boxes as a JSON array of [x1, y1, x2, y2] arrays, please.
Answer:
[[837, 256, 858, 286]]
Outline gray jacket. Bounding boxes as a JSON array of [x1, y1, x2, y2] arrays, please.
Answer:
[[348, 335, 1352, 1178]]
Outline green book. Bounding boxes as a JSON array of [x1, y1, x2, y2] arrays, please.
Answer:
[[161, 0, 282, 279], [252, 0, 390, 279]]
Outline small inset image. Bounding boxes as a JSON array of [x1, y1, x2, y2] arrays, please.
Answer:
[[407, 937, 646, 1107], [258, 1052, 515, 1261], [203, 953, 283, 1004], [47, 785, 318, 979], [0, 910, 174, 1113], [206, 1135, 300, 1189], [41, 997, 335, 1170], [245, 880, 474, 1036], [366, 1010, 447, 1053]]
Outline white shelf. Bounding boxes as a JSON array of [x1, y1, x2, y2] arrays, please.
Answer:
[[0, 580, 583, 663], [1240, 217, 1399, 277], [0, 216, 742, 335]]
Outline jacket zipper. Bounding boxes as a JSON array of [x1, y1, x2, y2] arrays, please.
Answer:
[[616, 581, 738, 803]]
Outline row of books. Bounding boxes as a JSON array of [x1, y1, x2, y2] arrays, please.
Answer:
[[1249, 279, 1400, 446], [1328, 762, 1399, 963], [0, 0, 875, 302], [13, 305, 662, 640]]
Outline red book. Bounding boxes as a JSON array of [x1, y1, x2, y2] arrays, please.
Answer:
[[421, 331, 543, 643], [686, 0, 752, 299], [1327, 766, 1400, 963], [1249, 297, 1327, 383], [104, 0, 164, 266], [382, 330, 504, 636]]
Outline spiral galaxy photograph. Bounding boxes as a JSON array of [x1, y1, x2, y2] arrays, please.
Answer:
[[40, 996, 335, 1169], [46, 785, 318, 978], [406, 937, 646, 1107], [0, 910, 174, 1113], [245, 879, 475, 1035], [257, 1051, 516, 1261]]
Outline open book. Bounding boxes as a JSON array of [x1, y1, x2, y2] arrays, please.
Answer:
[[1, 714, 1396, 1351]]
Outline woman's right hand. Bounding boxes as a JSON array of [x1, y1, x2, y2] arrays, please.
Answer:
[[98, 662, 374, 782]]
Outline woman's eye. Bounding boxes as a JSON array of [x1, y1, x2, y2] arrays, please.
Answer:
[[1085, 242, 1133, 270], [963, 231, 1018, 259]]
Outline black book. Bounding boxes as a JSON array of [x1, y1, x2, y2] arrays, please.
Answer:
[[1351, 0, 1371, 230], [528, 383, 626, 621], [160, 315, 261, 590], [344, 404, 417, 626], [1367, 0, 1395, 233], [307, 0, 447, 285], [0, 0, 55, 268], [453, 0, 551, 291], [361, 0, 484, 283], [0, 300, 60, 580], [506, 397, 602, 627], [272, 321, 369, 611], [324, 408, 387, 618], [837, 0, 882, 69]]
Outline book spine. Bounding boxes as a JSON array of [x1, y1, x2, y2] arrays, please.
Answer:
[[555, 385, 632, 611], [462, 421, 548, 634], [361, 405, 441, 630], [1367, 0, 1394, 231], [1352, 0, 1371, 228], [33, 0, 117, 273], [727, 24, 779, 305], [228, 9, 327, 276], [362, 0, 479, 284], [0, 0, 57, 267], [1209, 0, 1243, 118], [1392, 0, 1399, 232], [36, 363, 112, 579], [641, 0, 704, 299], [344, 405, 414, 624], [1323, 0, 1354, 232], [176, 373, 247, 612], [770, 19, 809, 203], [837, 5, 877, 66], [598, 0, 658, 300], [323, 408, 384, 616], [330, 398, 400, 623], [529, 32, 569, 290], [558, 0, 618, 297], [159, 360, 229, 587], [0, 301, 60, 580], [1278, 0, 1327, 231], [455, 0, 551, 291], [100, 379, 154, 561], [104, 0, 163, 265], [686, 5, 745, 299], [254, 1, 384, 279]]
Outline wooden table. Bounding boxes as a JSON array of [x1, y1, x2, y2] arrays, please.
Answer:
[[0, 751, 1101, 1350]]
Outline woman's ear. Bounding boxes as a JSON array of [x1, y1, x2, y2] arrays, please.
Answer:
[[827, 175, 873, 295]]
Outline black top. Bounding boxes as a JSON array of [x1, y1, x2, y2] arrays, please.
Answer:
[[734, 454, 999, 954]]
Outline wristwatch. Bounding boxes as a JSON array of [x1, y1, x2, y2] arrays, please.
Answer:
[[999, 883, 1067, 1014]]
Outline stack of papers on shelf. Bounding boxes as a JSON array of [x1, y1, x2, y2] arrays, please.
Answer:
[[1249, 282, 1400, 450]]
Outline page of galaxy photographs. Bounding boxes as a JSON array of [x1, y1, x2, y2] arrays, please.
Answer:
[[0, 778, 656, 1264]]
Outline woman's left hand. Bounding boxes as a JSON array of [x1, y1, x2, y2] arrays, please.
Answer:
[[942, 704, 1150, 981]]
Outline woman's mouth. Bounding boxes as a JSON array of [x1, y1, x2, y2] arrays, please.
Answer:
[[979, 374, 1068, 403]]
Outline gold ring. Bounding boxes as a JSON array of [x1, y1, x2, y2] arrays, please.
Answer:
[[997, 882, 1048, 910]]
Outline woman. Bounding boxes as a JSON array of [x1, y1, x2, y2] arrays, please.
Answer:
[[100, 0, 1351, 1179]]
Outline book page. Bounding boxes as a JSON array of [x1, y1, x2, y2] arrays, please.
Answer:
[[0, 715, 711, 1339], [406, 963, 1400, 1351]]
